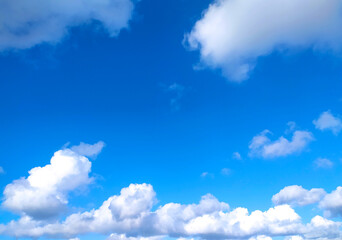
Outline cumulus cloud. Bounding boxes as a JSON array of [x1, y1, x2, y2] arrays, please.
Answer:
[[1, 182, 342, 240], [0, 0, 136, 50], [109, 183, 156, 220], [314, 158, 334, 169], [304, 215, 342, 239], [186, 0, 342, 81], [2, 146, 342, 240], [272, 185, 326, 207], [249, 129, 314, 159], [313, 111, 342, 135], [2, 142, 104, 220], [320, 187, 342, 217]]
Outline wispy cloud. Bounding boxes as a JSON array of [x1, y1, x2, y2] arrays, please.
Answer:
[[166, 83, 186, 111], [314, 158, 334, 169], [0, 0, 136, 50]]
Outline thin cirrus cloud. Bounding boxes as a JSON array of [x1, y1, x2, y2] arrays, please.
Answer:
[[248, 127, 314, 159], [0, 0, 136, 50], [185, 0, 342, 82], [313, 157, 334, 169], [1, 144, 342, 240], [313, 111, 342, 135]]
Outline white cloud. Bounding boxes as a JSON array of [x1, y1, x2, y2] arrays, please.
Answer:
[[314, 158, 334, 169], [186, 0, 342, 81], [320, 187, 342, 217], [1, 182, 342, 240], [201, 172, 209, 177], [2, 146, 342, 240], [284, 236, 303, 240], [0, 0, 136, 50], [304, 215, 342, 239], [313, 111, 342, 135], [107, 233, 164, 240], [184, 205, 301, 237], [71, 141, 105, 158], [272, 185, 326, 207], [2, 142, 104, 220], [110, 183, 156, 220], [249, 236, 272, 240], [249, 129, 314, 159]]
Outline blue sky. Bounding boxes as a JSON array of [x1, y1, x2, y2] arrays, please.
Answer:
[[1, 0, 342, 239]]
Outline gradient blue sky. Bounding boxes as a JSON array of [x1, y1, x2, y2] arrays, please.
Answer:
[[1, 0, 342, 240]]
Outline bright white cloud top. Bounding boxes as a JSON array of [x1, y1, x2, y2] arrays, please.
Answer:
[[186, 0, 342, 81], [272, 185, 326, 207], [1, 143, 342, 239], [0, 0, 136, 50], [2, 142, 104, 220], [313, 111, 342, 135], [249, 129, 314, 159]]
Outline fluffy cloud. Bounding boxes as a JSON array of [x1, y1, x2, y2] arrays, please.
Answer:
[[186, 0, 342, 81], [1, 182, 342, 240], [0, 0, 136, 50], [249, 129, 314, 159], [304, 215, 342, 239], [313, 111, 342, 135], [2, 142, 104, 220], [109, 183, 156, 220], [272, 185, 326, 206], [2, 146, 342, 240], [320, 187, 342, 217]]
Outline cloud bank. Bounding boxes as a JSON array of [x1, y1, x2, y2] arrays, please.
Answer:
[[186, 0, 342, 81], [1, 144, 342, 240], [0, 0, 136, 50]]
